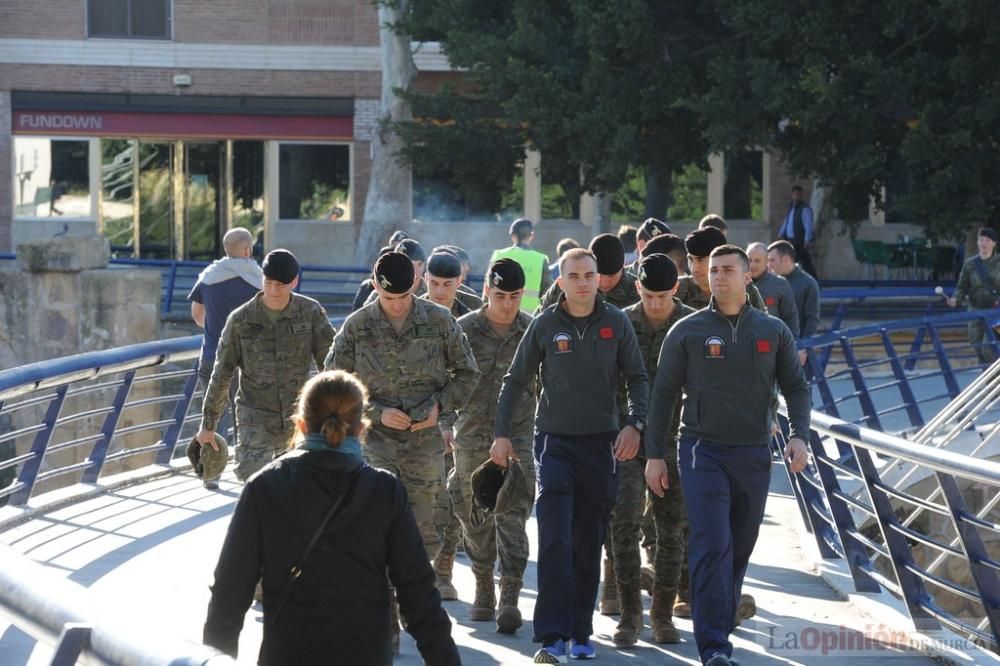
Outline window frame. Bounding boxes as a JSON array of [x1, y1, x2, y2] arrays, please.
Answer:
[[86, 0, 174, 41], [12, 136, 99, 222], [276, 140, 354, 224]]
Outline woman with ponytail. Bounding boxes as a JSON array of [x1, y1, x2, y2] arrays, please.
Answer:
[[204, 370, 460, 665]]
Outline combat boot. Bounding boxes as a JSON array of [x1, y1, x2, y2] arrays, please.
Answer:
[[599, 557, 621, 615], [673, 572, 691, 618], [496, 575, 523, 634], [650, 585, 681, 643], [469, 570, 496, 621], [433, 549, 458, 601], [612, 581, 643, 647]]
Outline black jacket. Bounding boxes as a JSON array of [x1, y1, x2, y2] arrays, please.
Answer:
[[203, 449, 460, 666]]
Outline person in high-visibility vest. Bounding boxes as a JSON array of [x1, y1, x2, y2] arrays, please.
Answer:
[[490, 218, 553, 313]]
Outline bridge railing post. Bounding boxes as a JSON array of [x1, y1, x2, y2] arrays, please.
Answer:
[[155, 370, 199, 465], [852, 443, 939, 631], [934, 471, 1000, 648], [10, 385, 68, 506], [81, 370, 136, 484]]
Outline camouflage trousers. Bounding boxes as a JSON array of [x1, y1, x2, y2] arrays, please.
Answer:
[[233, 409, 295, 483], [968, 317, 1000, 364], [609, 458, 687, 591], [366, 428, 446, 561], [449, 440, 535, 578], [437, 452, 461, 555]]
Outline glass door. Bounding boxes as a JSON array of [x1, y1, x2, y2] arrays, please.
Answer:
[[137, 141, 174, 259], [184, 142, 224, 261]]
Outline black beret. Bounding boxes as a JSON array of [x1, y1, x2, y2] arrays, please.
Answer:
[[509, 218, 534, 237], [377, 245, 394, 258], [486, 258, 526, 292], [394, 239, 427, 264], [979, 227, 998, 243], [388, 230, 410, 246], [685, 227, 727, 258], [373, 251, 415, 294], [641, 233, 686, 258], [434, 244, 470, 263], [637, 253, 679, 292], [637, 217, 672, 241], [426, 251, 463, 278], [589, 234, 625, 275], [261, 249, 300, 284]]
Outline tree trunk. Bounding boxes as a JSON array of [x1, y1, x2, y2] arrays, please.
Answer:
[[354, 2, 416, 265], [810, 179, 831, 278]]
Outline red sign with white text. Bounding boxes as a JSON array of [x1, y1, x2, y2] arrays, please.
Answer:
[[13, 110, 353, 140]]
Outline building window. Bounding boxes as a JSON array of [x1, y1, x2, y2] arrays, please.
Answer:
[[88, 0, 172, 40], [13, 138, 91, 218], [278, 144, 351, 221]]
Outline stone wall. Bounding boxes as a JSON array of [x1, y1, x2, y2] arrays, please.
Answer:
[[0, 236, 162, 496]]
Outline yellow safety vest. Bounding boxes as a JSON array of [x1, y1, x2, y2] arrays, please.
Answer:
[[490, 246, 547, 312]]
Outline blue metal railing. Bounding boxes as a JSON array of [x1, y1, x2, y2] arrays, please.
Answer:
[[775, 408, 1000, 651], [798, 308, 1000, 432]]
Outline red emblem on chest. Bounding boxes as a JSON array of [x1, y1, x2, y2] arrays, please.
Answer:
[[765, 296, 776, 306], [600, 327, 614, 339], [756, 340, 772, 353]]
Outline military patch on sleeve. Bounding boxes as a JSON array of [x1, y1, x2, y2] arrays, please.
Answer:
[[765, 296, 776, 307], [553, 332, 573, 354], [290, 322, 311, 335], [704, 335, 726, 359]]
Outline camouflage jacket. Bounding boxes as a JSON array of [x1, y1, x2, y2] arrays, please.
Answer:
[[536, 270, 640, 312], [420, 292, 478, 318], [452, 309, 536, 446], [201, 293, 336, 431], [676, 275, 767, 312], [324, 298, 480, 437], [617, 299, 696, 461], [954, 255, 1000, 309]]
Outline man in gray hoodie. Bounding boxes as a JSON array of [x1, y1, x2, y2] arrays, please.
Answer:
[[644, 245, 811, 666]]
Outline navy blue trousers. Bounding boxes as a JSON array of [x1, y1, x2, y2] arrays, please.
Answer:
[[679, 437, 771, 664], [532, 432, 619, 643]]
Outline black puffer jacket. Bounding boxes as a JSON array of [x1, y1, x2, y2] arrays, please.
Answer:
[[203, 449, 460, 666]]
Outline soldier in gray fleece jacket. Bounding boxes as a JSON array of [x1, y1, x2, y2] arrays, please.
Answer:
[[644, 245, 811, 666], [492, 248, 648, 663]]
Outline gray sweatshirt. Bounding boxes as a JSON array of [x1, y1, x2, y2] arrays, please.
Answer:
[[645, 298, 811, 457], [495, 295, 648, 437]]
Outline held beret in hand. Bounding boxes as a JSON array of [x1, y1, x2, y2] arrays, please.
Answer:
[[589, 233, 626, 275], [262, 249, 300, 284], [979, 227, 998, 243], [487, 258, 526, 292], [637, 253, 679, 292], [685, 227, 727, 258], [641, 233, 686, 258], [637, 217, 671, 241], [373, 251, 415, 294], [426, 251, 463, 278]]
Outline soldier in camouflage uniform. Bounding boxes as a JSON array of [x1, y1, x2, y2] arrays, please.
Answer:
[[677, 227, 766, 312], [197, 250, 335, 481], [445, 258, 537, 634], [537, 234, 640, 313], [324, 251, 480, 561], [609, 254, 695, 646], [949, 228, 1000, 364]]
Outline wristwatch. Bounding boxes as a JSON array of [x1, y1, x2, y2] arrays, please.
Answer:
[[627, 416, 645, 433]]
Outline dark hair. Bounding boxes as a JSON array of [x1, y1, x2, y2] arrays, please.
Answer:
[[767, 239, 797, 261], [617, 225, 638, 253], [556, 238, 580, 257], [295, 370, 369, 448], [709, 244, 750, 272], [791, 185, 804, 193], [698, 214, 728, 233], [558, 247, 598, 273]]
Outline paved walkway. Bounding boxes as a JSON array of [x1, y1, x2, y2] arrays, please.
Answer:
[[0, 462, 936, 665]]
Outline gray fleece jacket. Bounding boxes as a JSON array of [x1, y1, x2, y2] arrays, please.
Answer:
[[495, 294, 648, 437], [645, 298, 811, 457]]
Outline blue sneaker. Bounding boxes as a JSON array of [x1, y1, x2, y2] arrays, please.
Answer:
[[533, 638, 567, 664], [569, 638, 596, 659]]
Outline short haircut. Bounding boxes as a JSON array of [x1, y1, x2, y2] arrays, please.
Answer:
[[698, 214, 728, 233], [222, 228, 253, 256], [745, 241, 767, 255], [617, 225, 638, 253], [709, 244, 750, 272], [791, 185, 804, 193], [556, 237, 580, 257], [767, 239, 797, 261], [559, 247, 598, 274]]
